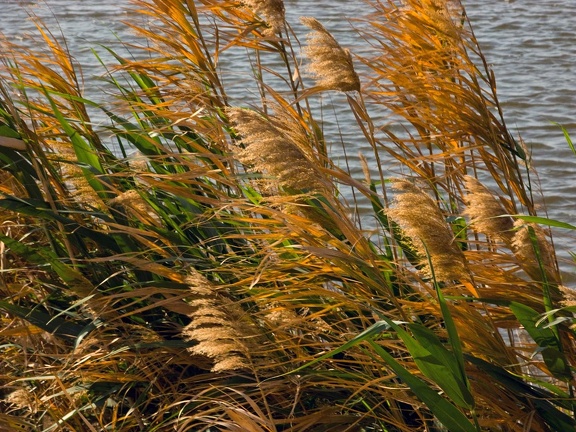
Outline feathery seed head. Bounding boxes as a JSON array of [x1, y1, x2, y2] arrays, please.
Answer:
[[511, 219, 559, 284], [126, 150, 149, 172], [183, 272, 260, 371], [109, 189, 161, 226], [463, 176, 514, 244], [185, 272, 214, 296], [243, 0, 285, 35], [227, 107, 328, 193], [301, 17, 361, 92], [387, 179, 468, 282], [559, 285, 576, 308], [6, 388, 37, 412], [109, 189, 142, 206], [183, 300, 251, 371]]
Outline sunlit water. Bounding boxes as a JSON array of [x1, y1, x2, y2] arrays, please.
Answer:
[[3, 0, 576, 277]]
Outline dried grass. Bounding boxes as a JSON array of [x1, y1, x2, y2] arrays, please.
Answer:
[[0, 0, 574, 431]]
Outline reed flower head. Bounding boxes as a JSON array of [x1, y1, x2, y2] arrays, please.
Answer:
[[511, 220, 559, 284], [559, 285, 576, 308], [463, 176, 514, 244], [243, 0, 286, 35], [109, 189, 161, 226], [227, 107, 328, 193], [183, 274, 259, 372], [301, 17, 361, 92], [387, 179, 468, 282], [6, 388, 38, 412]]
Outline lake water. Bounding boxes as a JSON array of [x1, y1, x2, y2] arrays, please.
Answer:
[[3, 0, 576, 274]]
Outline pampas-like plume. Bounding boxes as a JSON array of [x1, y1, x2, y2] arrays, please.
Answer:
[[301, 17, 361, 92], [109, 189, 161, 226], [511, 220, 559, 284], [227, 107, 328, 193], [464, 177, 560, 284], [243, 0, 286, 35], [463, 176, 514, 244], [387, 180, 468, 282], [183, 273, 259, 372], [559, 285, 576, 308]]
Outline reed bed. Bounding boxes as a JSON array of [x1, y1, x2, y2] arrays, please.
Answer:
[[0, 0, 575, 430]]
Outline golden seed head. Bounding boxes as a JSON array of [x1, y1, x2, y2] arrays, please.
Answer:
[[109, 189, 161, 226], [243, 0, 286, 35], [184, 273, 214, 296], [511, 219, 559, 284], [227, 107, 328, 193], [463, 176, 514, 244], [126, 150, 149, 172], [183, 273, 261, 372], [559, 285, 576, 308], [6, 388, 37, 412], [183, 300, 251, 371], [301, 16, 361, 92], [109, 189, 141, 206], [387, 179, 468, 282]]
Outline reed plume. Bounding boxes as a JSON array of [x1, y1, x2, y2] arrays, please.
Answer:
[[301, 17, 361, 92], [463, 175, 514, 244], [242, 0, 286, 35], [511, 220, 559, 284], [559, 285, 576, 308], [109, 189, 161, 227], [183, 273, 260, 372], [227, 107, 328, 193], [387, 179, 468, 282], [464, 176, 561, 285]]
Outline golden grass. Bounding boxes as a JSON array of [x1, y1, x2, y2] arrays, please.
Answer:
[[0, 0, 574, 431]]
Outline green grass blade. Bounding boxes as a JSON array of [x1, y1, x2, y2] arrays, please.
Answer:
[[368, 340, 478, 432], [511, 214, 576, 230], [100, 45, 165, 106], [43, 90, 109, 196], [422, 243, 472, 399], [509, 301, 572, 381], [405, 323, 475, 408], [282, 320, 396, 375], [0, 300, 84, 339], [552, 122, 576, 155]]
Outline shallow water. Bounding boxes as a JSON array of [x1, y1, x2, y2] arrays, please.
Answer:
[[3, 0, 576, 274]]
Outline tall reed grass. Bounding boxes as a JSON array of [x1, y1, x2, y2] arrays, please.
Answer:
[[0, 0, 575, 430]]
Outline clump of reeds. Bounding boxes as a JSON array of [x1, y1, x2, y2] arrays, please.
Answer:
[[0, 0, 575, 431]]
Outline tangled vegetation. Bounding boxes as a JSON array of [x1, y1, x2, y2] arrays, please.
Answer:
[[1, 0, 575, 430]]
